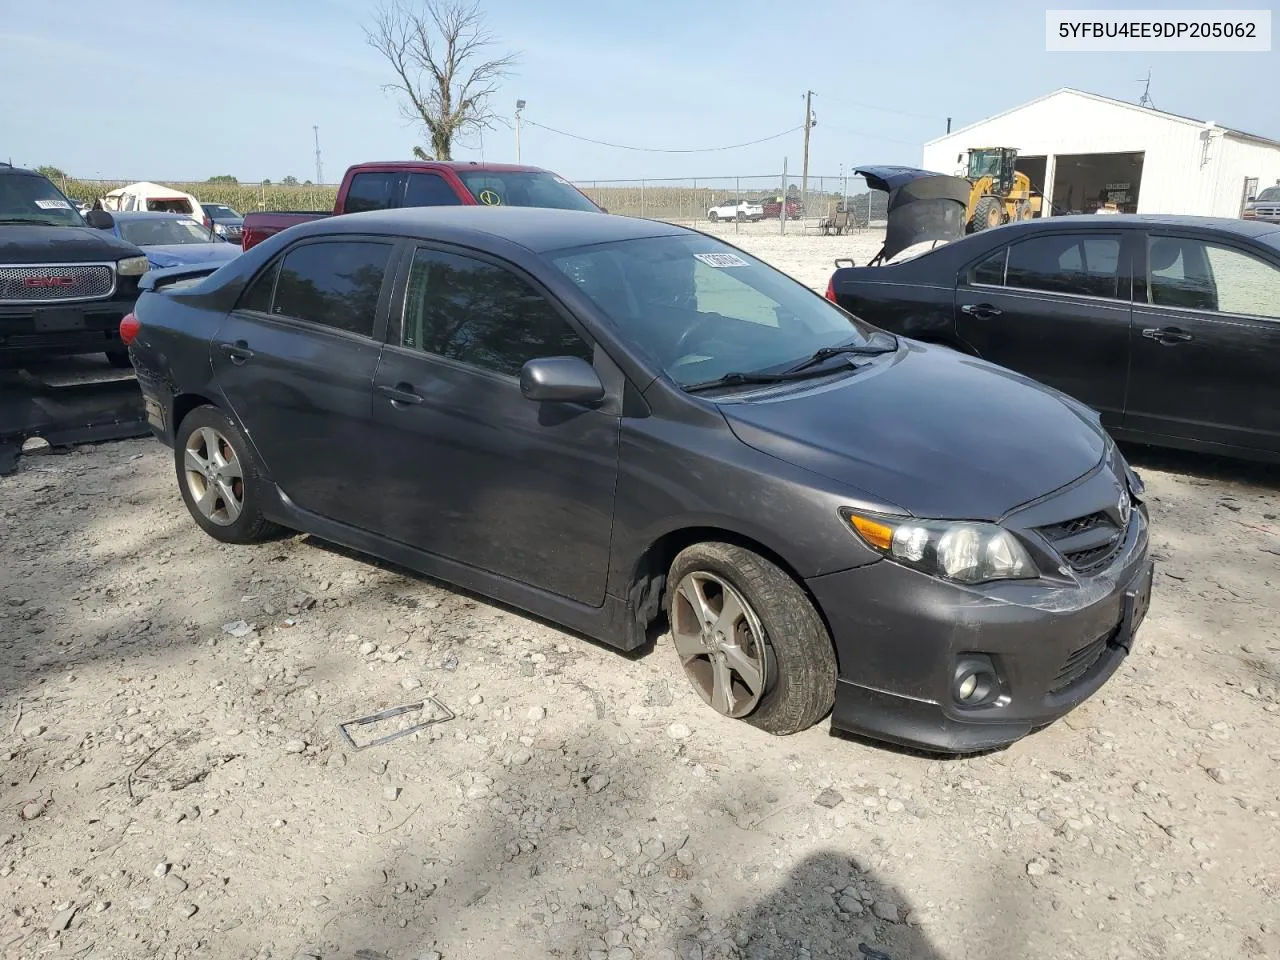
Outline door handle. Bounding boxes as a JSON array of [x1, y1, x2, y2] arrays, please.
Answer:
[[1141, 327, 1194, 345], [960, 303, 1002, 319], [217, 340, 254, 364], [376, 383, 424, 406]]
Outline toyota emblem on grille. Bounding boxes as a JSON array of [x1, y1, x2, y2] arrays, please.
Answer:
[[24, 276, 76, 288]]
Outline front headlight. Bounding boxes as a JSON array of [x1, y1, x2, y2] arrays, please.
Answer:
[[843, 509, 1038, 584], [117, 256, 150, 276]]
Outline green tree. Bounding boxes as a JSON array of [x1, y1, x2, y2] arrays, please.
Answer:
[[35, 165, 67, 180], [366, 0, 517, 161], [282, 175, 299, 186], [208, 174, 238, 183]]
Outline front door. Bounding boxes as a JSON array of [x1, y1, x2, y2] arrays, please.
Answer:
[[1125, 233, 1280, 455], [367, 244, 620, 606], [210, 237, 396, 528], [955, 230, 1134, 426]]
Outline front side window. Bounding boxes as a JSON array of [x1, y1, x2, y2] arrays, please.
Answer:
[[1005, 233, 1121, 298], [970, 247, 1007, 285], [404, 173, 463, 207], [0, 174, 85, 226], [550, 234, 880, 387], [1148, 236, 1280, 318], [401, 248, 592, 376], [344, 173, 403, 214], [271, 241, 392, 337]]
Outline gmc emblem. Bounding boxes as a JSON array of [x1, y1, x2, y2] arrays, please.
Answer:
[[25, 276, 76, 288]]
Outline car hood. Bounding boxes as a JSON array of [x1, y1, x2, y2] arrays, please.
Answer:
[[0, 224, 143, 263], [717, 343, 1108, 521], [143, 243, 242, 268]]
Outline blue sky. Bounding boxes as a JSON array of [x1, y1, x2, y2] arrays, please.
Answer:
[[2, 0, 1276, 184]]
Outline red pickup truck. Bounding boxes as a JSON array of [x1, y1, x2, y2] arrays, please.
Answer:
[[241, 160, 603, 251]]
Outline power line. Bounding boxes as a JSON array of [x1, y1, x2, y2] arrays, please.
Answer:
[[812, 92, 944, 123], [520, 119, 805, 153]]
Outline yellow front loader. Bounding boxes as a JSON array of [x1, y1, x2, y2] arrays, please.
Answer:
[[957, 147, 1039, 233]]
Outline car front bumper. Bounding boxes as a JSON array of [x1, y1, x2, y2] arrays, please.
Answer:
[[807, 506, 1152, 754], [0, 298, 134, 362]]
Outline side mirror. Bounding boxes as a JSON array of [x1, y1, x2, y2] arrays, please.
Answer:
[[1247, 195, 1256, 202], [598, 206, 609, 214], [85, 209, 114, 229], [520, 356, 605, 404]]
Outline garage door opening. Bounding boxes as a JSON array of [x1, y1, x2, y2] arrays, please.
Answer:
[[1051, 152, 1145, 215], [1015, 156, 1048, 216]]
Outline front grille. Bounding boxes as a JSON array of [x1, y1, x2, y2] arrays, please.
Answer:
[[1037, 508, 1125, 575], [0, 263, 115, 303], [1049, 630, 1111, 693]]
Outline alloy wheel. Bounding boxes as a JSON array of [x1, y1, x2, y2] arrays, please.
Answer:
[[183, 426, 244, 526], [671, 571, 769, 718]]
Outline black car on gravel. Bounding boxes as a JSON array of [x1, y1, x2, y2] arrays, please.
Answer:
[[826, 214, 1280, 464], [0, 164, 151, 366], [121, 206, 1153, 753]]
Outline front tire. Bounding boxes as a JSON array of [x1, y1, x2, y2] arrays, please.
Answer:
[[174, 405, 278, 544], [969, 196, 1004, 233], [708, 211, 719, 223], [666, 542, 837, 735]]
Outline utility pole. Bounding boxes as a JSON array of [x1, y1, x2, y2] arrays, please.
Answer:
[[946, 116, 952, 134], [515, 100, 526, 163], [801, 90, 814, 216], [313, 126, 323, 184]]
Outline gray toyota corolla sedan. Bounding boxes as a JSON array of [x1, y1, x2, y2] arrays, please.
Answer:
[[123, 207, 1153, 753]]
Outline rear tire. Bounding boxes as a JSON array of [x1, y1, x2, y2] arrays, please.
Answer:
[[174, 405, 278, 545], [666, 542, 837, 735], [708, 211, 719, 223]]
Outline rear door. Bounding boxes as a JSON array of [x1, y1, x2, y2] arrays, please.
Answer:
[[210, 237, 397, 529], [954, 229, 1134, 425], [1125, 231, 1280, 455]]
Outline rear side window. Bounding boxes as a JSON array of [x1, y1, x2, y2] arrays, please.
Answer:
[[272, 241, 392, 337], [404, 173, 463, 207], [1006, 234, 1121, 298], [401, 247, 592, 376], [344, 173, 404, 214]]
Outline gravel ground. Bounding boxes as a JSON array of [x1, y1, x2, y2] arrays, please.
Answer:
[[2, 232, 1279, 960]]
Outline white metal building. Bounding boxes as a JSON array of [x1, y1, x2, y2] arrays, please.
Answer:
[[922, 88, 1280, 219]]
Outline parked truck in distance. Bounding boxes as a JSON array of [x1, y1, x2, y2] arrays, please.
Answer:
[[240, 161, 604, 251]]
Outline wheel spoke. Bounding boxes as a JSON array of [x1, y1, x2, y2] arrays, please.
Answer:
[[216, 479, 242, 522], [195, 480, 219, 518], [715, 588, 746, 636], [710, 656, 735, 715], [217, 455, 243, 482], [671, 629, 706, 663], [183, 447, 208, 473], [678, 576, 716, 629], [721, 642, 763, 697]]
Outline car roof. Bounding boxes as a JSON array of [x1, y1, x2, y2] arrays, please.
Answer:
[[0, 165, 41, 177], [349, 161, 561, 175], [287, 206, 690, 254], [992, 213, 1280, 239]]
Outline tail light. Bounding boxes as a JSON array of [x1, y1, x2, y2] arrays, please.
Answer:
[[119, 312, 140, 346], [824, 275, 837, 302]]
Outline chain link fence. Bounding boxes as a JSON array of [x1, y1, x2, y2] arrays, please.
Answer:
[[45, 173, 889, 229]]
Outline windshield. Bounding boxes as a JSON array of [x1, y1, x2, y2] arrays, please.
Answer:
[[549, 234, 880, 387], [1256, 186, 1280, 202], [203, 204, 241, 218], [457, 171, 598, 212], [0, 174, 85, 226], [967, 152, 1002, 179], [119, 218, 215, 246]]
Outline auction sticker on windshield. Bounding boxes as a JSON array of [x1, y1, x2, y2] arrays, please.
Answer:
[[35, 199, 72, 210], [694, 252, 749, 268]]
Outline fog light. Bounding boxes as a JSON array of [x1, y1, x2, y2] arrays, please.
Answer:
[[952, 655, 1000, 706]]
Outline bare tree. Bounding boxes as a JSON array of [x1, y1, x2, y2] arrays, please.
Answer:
[[365, 0, 517, 161]]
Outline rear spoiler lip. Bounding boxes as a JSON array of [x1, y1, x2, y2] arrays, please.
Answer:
[[139, 262, 223, 293]]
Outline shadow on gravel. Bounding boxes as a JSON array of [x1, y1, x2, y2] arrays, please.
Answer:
[[1120, 442, 1280, 492]]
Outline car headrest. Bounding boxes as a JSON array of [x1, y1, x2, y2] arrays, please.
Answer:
[[1149, 238, 1183, 272]]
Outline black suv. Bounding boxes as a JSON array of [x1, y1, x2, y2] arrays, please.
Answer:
[[0, 165, 150, 366]]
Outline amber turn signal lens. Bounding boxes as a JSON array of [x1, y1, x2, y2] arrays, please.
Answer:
[[848, 514, 893, 551]]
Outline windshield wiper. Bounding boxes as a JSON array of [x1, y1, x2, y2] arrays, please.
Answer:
[[784, 332, 899, 374], [683, 363, 865, 394], [0, 217, 62, 225]]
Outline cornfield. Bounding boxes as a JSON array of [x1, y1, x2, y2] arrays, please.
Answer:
[[51, 177, 339, 215]]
